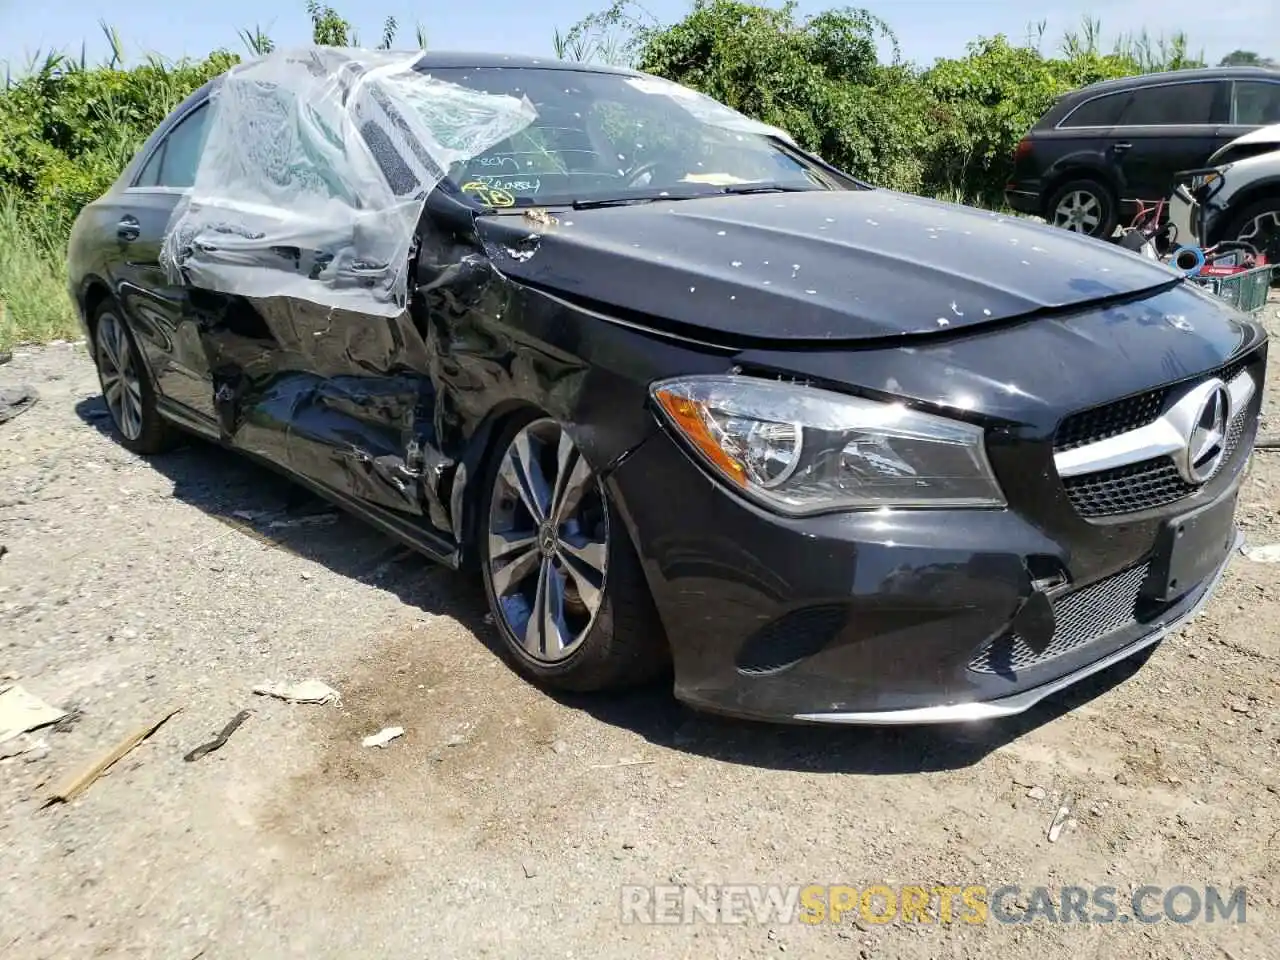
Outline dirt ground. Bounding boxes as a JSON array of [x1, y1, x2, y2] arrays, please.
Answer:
[[2, 299, 1279, 960]]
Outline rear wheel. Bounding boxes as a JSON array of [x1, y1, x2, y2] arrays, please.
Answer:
[[1046, 178, 1117, 239], [478, 413, 668, 692], [91, 304, 180, 455]]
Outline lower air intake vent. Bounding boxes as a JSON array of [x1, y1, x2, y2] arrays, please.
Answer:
[[969, 563, 1150, 674]]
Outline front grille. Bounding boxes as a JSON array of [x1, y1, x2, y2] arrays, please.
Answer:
[[1055, 389, 1167, 452], [1055, 356, 1256, 519], [1062, 402, 1251, 518], [969, 563, 1149, 674], [1063, 458, 1194, 517], [1054, 358, 1249, 453]]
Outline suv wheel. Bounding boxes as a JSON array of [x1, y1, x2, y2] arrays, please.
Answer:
[[1223, 197, 1280, 271], [1046, 179, 1117, 239], [478, 413, 668, 692]]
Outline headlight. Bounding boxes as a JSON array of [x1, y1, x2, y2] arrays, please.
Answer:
[[650, 375, 1005, 515]]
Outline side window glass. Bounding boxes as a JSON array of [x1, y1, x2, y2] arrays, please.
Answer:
[[157, 104, 211, 189], [1234, 81, 1280, 125], [1060, 92, 1129, 128], [133, 144, 166, 188], [1120, 83, 1218, 125]]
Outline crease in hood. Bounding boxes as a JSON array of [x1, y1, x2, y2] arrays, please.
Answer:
[[475, 189, 1185, 343]]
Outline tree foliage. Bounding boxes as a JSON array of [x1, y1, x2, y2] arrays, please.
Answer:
[[572, 1, 1209, 202], [0, 51, 237, 230], [0, 0, 1220, 244], [1218, 49, 1276, 68]]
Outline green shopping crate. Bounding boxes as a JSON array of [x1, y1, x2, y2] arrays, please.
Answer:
[[1189, 263, 1274, 314]]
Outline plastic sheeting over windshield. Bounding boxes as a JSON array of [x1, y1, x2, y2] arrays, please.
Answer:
[[160, 48, 537, 317]]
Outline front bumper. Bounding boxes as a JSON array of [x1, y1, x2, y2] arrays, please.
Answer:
[[607, 426, 1246, 725]]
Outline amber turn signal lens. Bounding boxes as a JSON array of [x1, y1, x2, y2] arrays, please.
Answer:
[[653, 388, 748, 486]]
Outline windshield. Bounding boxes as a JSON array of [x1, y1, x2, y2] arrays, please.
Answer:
[[424, 67, 843, 207]]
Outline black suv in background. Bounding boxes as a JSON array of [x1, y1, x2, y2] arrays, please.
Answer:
[[1006, 67, 1280, 237]]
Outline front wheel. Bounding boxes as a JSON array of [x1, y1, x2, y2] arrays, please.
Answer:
[[1046, 178, 1117, 239], [1222, 197, 1280, 279], [478, 414, 668, 692]]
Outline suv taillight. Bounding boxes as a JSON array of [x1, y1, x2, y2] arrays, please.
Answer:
[[1014, 138, 1033, 160]]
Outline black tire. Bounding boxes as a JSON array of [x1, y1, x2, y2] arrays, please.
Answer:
[[1044, 178, 1118, 239], [478, 411, 668, 692], [89, 302, 181, 455], [1220, 196, 1280, 279]]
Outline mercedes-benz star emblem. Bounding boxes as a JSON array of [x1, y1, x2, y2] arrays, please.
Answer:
[[1186, 383, 1230, 483]]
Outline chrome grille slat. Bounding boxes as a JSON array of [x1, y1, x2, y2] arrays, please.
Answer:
[[969, 563, 1150, 674]]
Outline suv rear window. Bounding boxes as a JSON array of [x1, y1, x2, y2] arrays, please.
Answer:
[[1119, 81, 1222, 125], [1060, 91, 1129, 128]]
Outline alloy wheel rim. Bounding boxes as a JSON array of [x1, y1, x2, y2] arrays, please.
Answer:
[[486, 418, 609, 664], [97, 313, 144, 441], [1053, 190, 1102, 233], [1237, 210, 1280, 263]]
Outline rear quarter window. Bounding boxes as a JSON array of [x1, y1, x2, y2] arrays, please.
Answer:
[[1059, 91, 1131, 128], [1233, 80, 1280, 125]]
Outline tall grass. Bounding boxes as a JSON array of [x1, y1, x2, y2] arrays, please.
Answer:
[[0, 187, 79, 349]]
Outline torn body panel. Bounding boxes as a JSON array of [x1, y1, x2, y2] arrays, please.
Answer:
[[174, 196, 697, 564]]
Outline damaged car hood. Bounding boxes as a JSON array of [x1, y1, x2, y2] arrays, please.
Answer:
[[478, 190, 1182, 342]]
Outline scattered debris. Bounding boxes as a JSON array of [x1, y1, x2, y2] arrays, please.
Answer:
[[0, 544, 7, 561], [523, 208, 558, 227], [0, 685, 68, 745], [0, 734, 47, 761], [0, 385, 39, 424], [504, 240, 540, 263], [522, 862, 538, 878], [551, 739, 569, 755], [184, 710, 252, 762], [362, 726, 405, 748], [1047, 794, 1074, 843], [1026, 786, 1047, 801], [252, 679, 340, 704], [1240, 542, 1280, 563], [44, 706, 181, 806], [267, 513, 339, 529], [445, 733, 469, 747], [51, 707, 84, 734], [589, 758, 656, 770]]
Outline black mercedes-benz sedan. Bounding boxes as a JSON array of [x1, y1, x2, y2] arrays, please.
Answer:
[[66, 48, 1267, 724]]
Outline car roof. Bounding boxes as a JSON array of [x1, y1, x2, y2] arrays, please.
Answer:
[[1066, 65, 1280, 101], [409, 51, 642, 76]]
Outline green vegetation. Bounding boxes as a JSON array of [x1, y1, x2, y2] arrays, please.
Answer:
[[0, 1, 1264, 348]]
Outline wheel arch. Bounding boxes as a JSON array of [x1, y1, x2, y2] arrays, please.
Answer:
[[78, 277, 114, 340], [1039, 165, 1120, 218], [1207, 178, 1280, 245], [448, 398, 656, 573], [450, 400, 552, 571]]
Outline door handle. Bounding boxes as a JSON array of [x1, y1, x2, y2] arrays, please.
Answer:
[[117, 216, 140, 241], [1112, 142, 1133, 153]]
